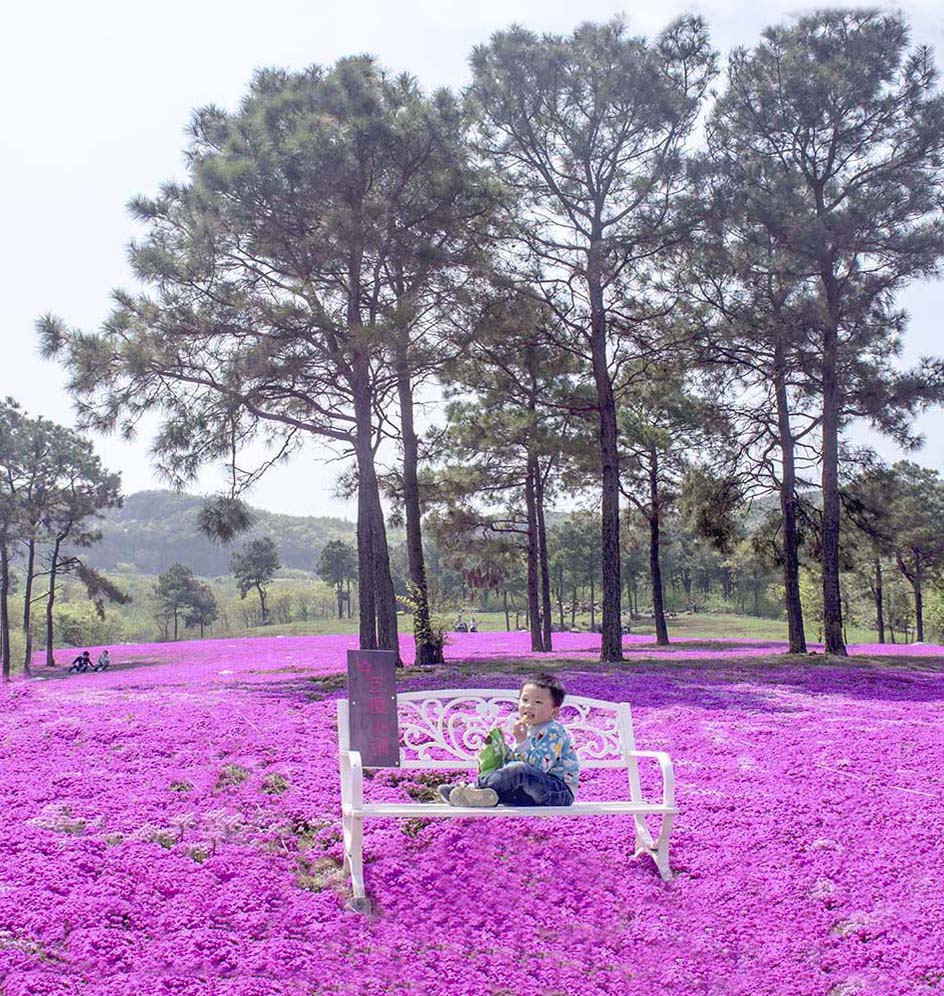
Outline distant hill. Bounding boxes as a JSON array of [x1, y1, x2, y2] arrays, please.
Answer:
[[81, 490, 356, 576]]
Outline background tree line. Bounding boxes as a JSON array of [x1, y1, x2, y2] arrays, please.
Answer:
[[38, 9, 944, 664], [9, 464, 942, 655], [0, 399, 125, 679]]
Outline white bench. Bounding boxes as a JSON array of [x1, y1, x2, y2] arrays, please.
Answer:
[[338, 688, 677, 909]]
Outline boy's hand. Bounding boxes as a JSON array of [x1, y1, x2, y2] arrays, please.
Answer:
[[513, 719, 529, 743]]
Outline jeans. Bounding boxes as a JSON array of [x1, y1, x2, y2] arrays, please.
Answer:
[[476, 762, 574, 807]]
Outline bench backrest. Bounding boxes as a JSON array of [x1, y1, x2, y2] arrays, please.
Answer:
[[338, 688, 637, 770]]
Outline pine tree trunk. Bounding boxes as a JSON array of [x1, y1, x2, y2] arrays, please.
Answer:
[[910, 553, 924, 643], [348, 233, 399, 659], [22, 539, 36, 674], [820, 287, 847, 656], [354, 399, 377, 650], [351, 356, 400, 661], [0, 541, 10, 681], [45, 539, 62, 666], [257, 583, 268, 624], [395, 344, 441, 665], [774, 344, 807, 653], [587, 244, 623, 662], [535, 467, 553, 652], [503, 588, 510, 631], [524, 457, 543, 652], [873, 558, 885, 644], [367, 478, 400, 663], [648, 451, 669, 646], [556, 563, 565, 630]]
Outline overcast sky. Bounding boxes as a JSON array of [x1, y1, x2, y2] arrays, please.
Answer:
[[3, 0, 942, 518]]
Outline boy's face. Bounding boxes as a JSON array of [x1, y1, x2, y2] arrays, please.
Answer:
[[518, 683, 559, 726]]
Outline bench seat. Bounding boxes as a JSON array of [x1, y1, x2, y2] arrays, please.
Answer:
[[351, 801, 677, 817]]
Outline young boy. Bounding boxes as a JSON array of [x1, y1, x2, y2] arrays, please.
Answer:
[[439, 673, 579, 807]]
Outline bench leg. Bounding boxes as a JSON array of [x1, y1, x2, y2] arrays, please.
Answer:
[[633, 813, 674, 881], [632, 814, 653, 853], [652, 813, 674, 881], [342, 814, 367, 905]]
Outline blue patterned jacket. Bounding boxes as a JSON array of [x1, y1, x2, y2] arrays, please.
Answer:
[[509, 719, 579, 794]]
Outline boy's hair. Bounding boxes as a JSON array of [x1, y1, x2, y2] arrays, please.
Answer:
[[520, 672, 566, 707]]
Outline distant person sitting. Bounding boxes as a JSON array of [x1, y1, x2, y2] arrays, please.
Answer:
[[469, 616, 478, 633], [455, 614, 469, 633], [93, 650, 111, 671], [69, 650, 92, 673]]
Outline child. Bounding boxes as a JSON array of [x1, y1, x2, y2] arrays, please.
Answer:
[[439, 673, 579, 807], [68, 650, 92, 673]]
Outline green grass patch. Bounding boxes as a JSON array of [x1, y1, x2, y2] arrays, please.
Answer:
[[215, 764, 250, 790], [262, 773, 290, 795]]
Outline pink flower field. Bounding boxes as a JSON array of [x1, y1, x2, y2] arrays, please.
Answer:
[[2, 631, 943, 996]]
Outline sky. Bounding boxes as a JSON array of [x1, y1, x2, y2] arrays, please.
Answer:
[[2, 0, 943, 519]]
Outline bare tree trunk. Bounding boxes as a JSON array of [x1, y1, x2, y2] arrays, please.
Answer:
[[503, 588, 510, 631]]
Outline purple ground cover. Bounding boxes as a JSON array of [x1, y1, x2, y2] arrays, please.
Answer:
[[2, 631, 942, 995]]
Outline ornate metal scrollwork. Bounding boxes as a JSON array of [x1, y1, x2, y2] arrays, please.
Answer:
[[396, 691, 622, 764]]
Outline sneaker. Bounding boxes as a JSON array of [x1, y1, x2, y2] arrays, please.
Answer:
[[448, 785, 498, 808], [436, 783, 460, 804]]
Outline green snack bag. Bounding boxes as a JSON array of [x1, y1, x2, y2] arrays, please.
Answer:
[[478, 727, 509, 776]]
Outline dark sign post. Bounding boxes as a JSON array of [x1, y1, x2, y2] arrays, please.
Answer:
[[347, 649, 400, 767]]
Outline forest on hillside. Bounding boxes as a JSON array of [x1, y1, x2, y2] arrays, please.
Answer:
[[81, 491, 356, 575]]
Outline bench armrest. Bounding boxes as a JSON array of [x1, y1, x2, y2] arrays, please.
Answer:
[[626, 750, 676, 809], [340, 749, 364, 811]]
